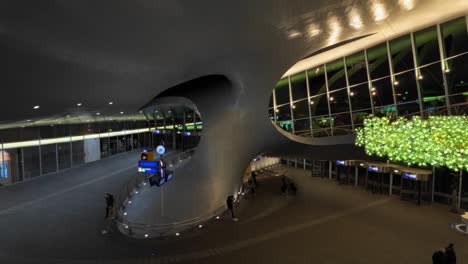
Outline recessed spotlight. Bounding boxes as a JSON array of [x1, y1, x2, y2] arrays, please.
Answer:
[[329, 97, 334, 101], [198, 225, 203, 228], [144, 234, 149, 238], [310, 101, 315, 105], [128, 201, 132, 204], [349, 92, 355, 96], [33, 105, 40, 109], [176, 232, 180, 236], [372, 91, 377, 96], [216, 216, 220, 219], [120, 112, 124, 114], [123, 212, 127, 216], [26, 120, 31, 122], [66, 115, 70, 118], [168, 111, 171, 113], [96, 113, 100, 115], [108, 101, 113, 105], [77, 103, 82, 107], [139, 110, 143, 113]]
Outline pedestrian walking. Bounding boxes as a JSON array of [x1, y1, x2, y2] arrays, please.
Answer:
[[105, 193, 115, 219], [226, 195, 238, 221], [281, 175, 289, 194], [248, 179, 256, 195], [432, 248, 447, 264], [445, 243, 456, 264], [251, 171, 257, 186]]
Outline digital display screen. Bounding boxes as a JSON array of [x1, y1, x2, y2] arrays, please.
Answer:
[[138, 161, 158, 174], [0, 163, 8, 179], [403, 173, 417, 180], [153, 130, 161, 134], [166, 173, 173, 181], [368, 166, 379, 172], [183, 131, 191, 136], [336, 160, 345, 165]]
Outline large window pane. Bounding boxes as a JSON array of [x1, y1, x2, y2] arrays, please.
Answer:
[[367, 43, 390, 79], [310, 93, 329, 117], [441, 17, 468, 58], [276, 104, 291, 121], [293, 118, 310, 136], [394, 71, 419, 104], [292, 99, 309, 120], [312, 116, 331, 137], [418, 63, 446, 111], [397, 102, 420, 117], [446, 53, 468, 104], [326, 59, 347, 91], [390, 34, 414, 73], [370, 77, 394, 107], [41, 144, 57, 175], [414, 26, 440, 66], [0, 127, 40, 143], [307, 66, 326, 96], [349, 83, 371, 111], [277, 120, 293, 133], [331, 113, 352, 135], [291, 72, 308, 101], [23, 147, 40, 179], [346, 51, 368, 85], [352, 109, 372, 128], [275, 78, 290, 105], [57, 142, 71, 170], [72, 141, 85, 166], [329, 88, 349, 114], [374, 105, 397, 118]]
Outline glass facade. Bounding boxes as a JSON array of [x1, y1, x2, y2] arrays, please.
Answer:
[[0, 111, 202, 185], [270, 15, 468, 137]]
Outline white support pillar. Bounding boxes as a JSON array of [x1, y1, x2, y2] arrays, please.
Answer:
[[329, 161, 332, 180], [303, 159, 306, 170]]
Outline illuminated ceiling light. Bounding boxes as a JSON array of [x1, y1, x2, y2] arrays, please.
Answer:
[[444, 68, 450, 73], [393, 80, 399, 85], [327, 16, 342, 45], [350, 92, 355, 96], [108, 101, 113, 105], [144, 234, 149, 238], [139, 110, 143, 113], [26, 120, 31, 122], [33, 105, 40, 110], [287, 30, 302, 39], [120, 112, 124, 114], [310, 101, 315, 105], [275, 109, 279, 112], [398, 0, 415, 11], [216, 216, 220, 219], [292, 105, 296, 109], [371, 87, 376, 91], [198, 225, 203, 228], [329, 97, 334, 101], [348, 8, 363, 30], [66, 115, 70, 118], [372, 1, 389, 21], [418, 75, 423, 80], [76, 103, 82, 107], [168, 110, 171, 113], [307, 23, 321, 39], [123, 212, 127, 216], [96, 113, 100, 116], [372, 91, 377, 96], [176, 232, 180, 236]]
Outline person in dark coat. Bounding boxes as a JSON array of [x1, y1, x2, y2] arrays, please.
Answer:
[[432, 248, 447, 264], [226, 195, 238, 221], [251, 171, 257, 186], [445, 243, 456, 264], [105, 193, 115, 219]]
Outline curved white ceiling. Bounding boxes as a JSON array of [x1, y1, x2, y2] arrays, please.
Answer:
[[1, 0, 466, 125]]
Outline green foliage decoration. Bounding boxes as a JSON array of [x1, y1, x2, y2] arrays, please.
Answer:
[[355, 116, 468, 172]]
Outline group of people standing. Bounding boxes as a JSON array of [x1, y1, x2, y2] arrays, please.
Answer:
[[432, 243, 456, 264]]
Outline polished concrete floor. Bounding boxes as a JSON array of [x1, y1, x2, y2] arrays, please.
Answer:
[[0, 155, 466, 264]]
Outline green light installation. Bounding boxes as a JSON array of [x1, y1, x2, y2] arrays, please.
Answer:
[[355, 116, 468, 172]]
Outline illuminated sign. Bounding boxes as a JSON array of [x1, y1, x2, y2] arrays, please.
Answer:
[[183, 131, 191, 136], [138, 161, 158, 174], [336, 160, 345, 165], [368, 166, 379, 172], [403, 173, 417, 180], [0, 163, 8, 179], [153, 130, 161, 134]]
